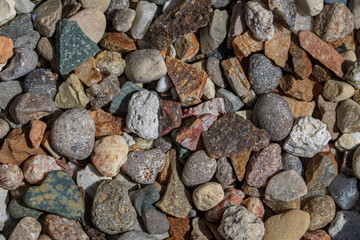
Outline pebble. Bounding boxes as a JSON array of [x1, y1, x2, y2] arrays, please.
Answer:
[[264, 23, 291, 67], [33, 0, 62, 37], [167, 216, 191, 239], [9, 93, 57, 125], [231, 151, 251, 182], [283, 117, 331, 158], [246, 143, 282, 188], [74, 57, 102, 87], [248, 53, 282, 94], [8, 198, 43, 219], [227, 0, 247, 48], [215, 88, 244, 112], [337, 99, 360, 133], [329, 211, 360, 240], [92, 135, 128, 177], [218, 206, 265, 240], [314, 3, 354, 42], [346, 60, 360, 88], [312, 64, 332, 82], [335, 132, 360, 151], [68, 9, 106, 44], [0, 164, 23, 190], [0, 47, 38, 81], [8, 217, 41, 240], [302, 195, 336, 231], [13, 0, 34, 13], [79, 0, 110, 12], [92, 180, 136, 234], [280, 74, 314, 102], [206, 57, 227, 88], [353, 146, 360, 179], [0, 13, 32, 43], [0, 36, 13, 64], [105, 0, 129, 20], [131, 1, 157, 39], [253, 93, 293, 141], [23, 155, 61, 184], [24, 170, 84, 219], [158, 100, 182, 137], [265, 170, 307, 202], [134, 185, 159, 216], [156, 75, 173, 93], [0, 119, 10, 139], [329, 173, 359, 209], [117, 231, 157, 240], [0, 0, 16, 26], [113, 8, 136, 32], [143, 208, 169, 234], [50, 108, 95, 160], [36, 37, 55, 62], [263, 197, 301, 214], [193, 182, 224, 211], [317, 95, 340, 140], [23, 68, 58, 99], [0, 81, 22, 110], [215, 157, 236, 186], [245, 1, 274, 41], [281, 152, 303, 175], [303, 230, 331, 240], [191, 217, 213, 240], [289, 41, 312, 79], [295, 0, 323, 16], [125, 49, 167, 83], [174, 33, 199, 61], [233, 30, 264, 58], [44, 214, 89, 240], [268, 0, 296, 29], [324, 79, 355, 102], [109, 81, 142, 116], [100, 32, 136, 53], [182, 98, 225, 118]]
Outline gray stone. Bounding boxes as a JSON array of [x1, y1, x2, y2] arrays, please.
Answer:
[[105, 0, 129, 20], [23, 68, 57, 99], [109, 81, 142, 116], [295, 0, 323, 16], [281, 152, 303, 176], [346, 60, 360, 88], [131, 1, 157, 39], [227, 0, 247, 48], [0, 0, 16, 26], [211, 0, 230, 8], [350, 0, 360, 29], [329, 211, 360, 240], [268, 0, 296, 29], [113, 8, 136, 32], [14, 0, 35, 13], [0, 13, 33, 43], [0, 81, 22, 110], [0, 119, 10, 139], [14, 30, 40, 49], [329, 173, 359, 210], [245, 1, 274, 41], [143, 208, 169, 234], [216, 88, 244, 112], [337, 99, 360, 133], [206, 57, 227, 88], [154, 137, 172, 152], [352, 146, 360, 179], [36, 37, 55, 62], [117, 231, 157, 240], [216, 157, 236, 186], [33, 0, 62, 37]]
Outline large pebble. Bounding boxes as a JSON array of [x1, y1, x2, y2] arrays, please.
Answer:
[[323, 79, 354, 102], [131, 1, 157, 39], [113, 8, 136, 32], [281, 152, 303, 175], [0, 164, 23, 190], [337, 99, 360, 133], [13, 0, 34, 13], [0, 81, 22, 110], [0, 0, 16, 26], [336, 132, 360, 151], [23, 155, 61, 184], [245, 1, 274, 41], [44, 214, 89, 240], [295, 0, 323, 16], [329, 173, 359, 209], [23, 68, 58, 99], [79, 0, 110, 12], [268, 0, 296, 29], [8, 198, 43, 219], [50, 108, 95, 160], [329, 211, 360, 240], [193, 182, 224, 211], [33, 0, 62, 37], [8, 217, 41, 240]]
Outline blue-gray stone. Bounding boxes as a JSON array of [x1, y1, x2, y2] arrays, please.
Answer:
[[281, 152, 303, 176], [55, 19, 99, 75], [0, 81, 22, 110], [329, 211, 360, 240], [329, 173, 359, 210], [14, 30, 40, 49], [23, 68, 58, 99], [0, 14, 33, 42], [216, 88, 244, 112], [109, 81, 142, 116], [325, 0, 347, 4], [134, 185, 160, 217], [8, 198, 43, 219]]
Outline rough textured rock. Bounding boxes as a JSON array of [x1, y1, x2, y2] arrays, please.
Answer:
[[329, 173, 359, 209], [268, 0, 296, 29], [264, 23, 291, 67], [302, 196, 336, 231], [335, 132, 360, 151], [8, 217, 41, 240], [112, 8, 136, 32], [280, 74, 313, 102], [263, 198, 300, 214], [191, 217, 213, 240], [290, 41, 312, 79], [295, 0, 323, 16], [74, 57, 102, 87], [245, 1, 274, 41], [100, 32, 136, 53], [283, 97, 315, 120], [227, 0, 247, 48], [174, 33, 199, 61], [323, 80, 354, 102], [0, 0, 16, 26], [0, 119, 10, 139], [95, 50, 126, 77], [0, 81, 22, 110], [312, 64, 332, 82], [207, 57, 227, 88], [317, 95, 340, 140], [0, 164, 23, 190], [329, 211, 360, 240], [233, 30, 264, 58], [23, 68, 58, 99], [337, 99, 360, 133], [8, 198, 43, 219], [346, 60, 360, 88], [158, 100, 182, 137], [33, 0, 62, 37], [193, 182, 224, 211], [117, 231, 157, 240], [23, 155, 61, 184], [44, 214, 89, 240], [303, 230, 331, 240]]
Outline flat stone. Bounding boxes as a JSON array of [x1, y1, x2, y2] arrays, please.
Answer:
[[131, 1, 156, 39], [337, 99, 360, 133], [0, 36, 13, 64], [100, 32, 136, 53], [112, 8, 136, 32], [323, 79, 354, 102], [233, 30, 264, 58], [74, 57, 102, 87], [215, 88, 244, 112], [0, 164, 23, 190], [302, 196, 336, 231], [283, 97, 315, 120], [280, 74, 314, 102], [0, 81, 22, 110], [206, 57, 227, 88], [79, 0, 110, 12], [33, 0, 62, 37], [227, 0, 247, 48], [193, 182, 224, 211], [23, 68, 58, 99], [174, 33, 199, 61], [268, 0, 296, 29], [24, 170, 84, 219], [317, 95, 340, 140], [290, 41, 312, 79], [245, 1, 274, 41], [23, 155, 61, 184], [329, 211, 360, 240], [264, 23, 291, 67], [295, 0, 323, 16], [230, 151, 251, 182], [44, 214, 89, 240], [8, 198, 43, 219], [329, 173, 359, 209], [8, 217, 41, 240], [0, 13, 33, 43]]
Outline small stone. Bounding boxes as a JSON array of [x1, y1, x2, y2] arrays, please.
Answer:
[[68, 8, 106, 43], [0, 47, 38, 81], [230, 151, 251, 182], [23, 68, 58, 99], [323, 79, 354, 102], [77, 163, 111, 198], [156, 75, 173, 93], [206, 57, 227, 88], [233, 30, 264, 58], [74, 57, 102, 87], [245, 1, 274, 41], [100, 32, 136, 53], [193, 182, 224, 211], [335, 132, 360, 151], [125, 49, 167, 83], [8, 198, 43, 219], [329, 173, 359, 209], [9, 93, 57, 125], [90, 109, 123, 138], [302, 196, 336, 231], [55, 74, 89, 109], [0, 164, 23, 190], [0, 81, 22, 110], [157, 100, 182, 137], [329, 211, 360, 239], [263, 198, 300, 214], [24, 170, 84, 219], [317, 95, 340, 140], [91, 180, 136, 234], [105, 0, 129, 20], [23, 155, 61, 184], [341, 49, 357, 72], [289, 41, 312, 79], [346, 60, 360, 88], [174, 33, 199, 61], [215, 88, 244, 112], [117, 231, 157, 240], [283, 96, 315, 120], [203, 112, 270, 158], [312, 64, 332, 82], [248, 53, 282, 94], [143, 208, 169, 234], [182, 98, 226, 118], [109, 81, 142, 116], [33, 0, 62, 37], [227, 0, 247, 48], [167, 216, 191, 239], [268, 0, 296, 29], [50, 108, 95, 160], [253, 93, 293, 141], [0, 0, 15, 26], [337, 99, 360, 133], [131, 1, 157, 39], [215, 157, 236, 186], [36, 37, 55, 62], [126, 90, 159, 140], [0, 36, 13, 64], [218, 205, 265, 240], [281, 152, 303, 175], [264, 23, 291, 67], [8, 217, 41, 240], [13, 0, 34, 13], [314, 3, 354, 42], [303, 230, 331, 240], [280, 74, 313, 102], [295, 0, 323, 16], [0, 13, 32, 43], [44, 214, 89, 240], [79, 0, 110, 12], [283, 117, 331, 158], [0, 119, 9, 139], [134, 185, 159, 216], [351, 0, 360, 29], [113, 8, 136, 32]]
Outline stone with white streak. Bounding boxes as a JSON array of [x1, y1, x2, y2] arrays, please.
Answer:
[[335, 132, 360, 151], [329, 211, 360, 240], [283, 117, 331, 158], [346, 60, 360, 88], [245, 1, 274, 41], [130, 1, 157, 39], [23, 155, 62, 184]]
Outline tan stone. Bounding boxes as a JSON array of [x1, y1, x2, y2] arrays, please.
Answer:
[[263, 198, 300, 214], [230, 151, 251, 182], [233, 30, 264, 57], [280, 74, 313, 102], [41, 131, 62, 159], [193, 182, 224, 211], [9, 217, 41, 240], [74, 57, 102, 87], [283, 96, 315, 119], [264, 24, 291, 67], [174, 33, 199, 61], [0, 36, 13, 64], [29, 120, 47, 149]]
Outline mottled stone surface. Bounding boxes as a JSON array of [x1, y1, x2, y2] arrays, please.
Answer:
[[281, 152, 303, 175], [329, 173, 359, 209], [113, 8, 135, 32], [8, 198, 43, 219], [290, 41, 312, 79], [268, 0, 296, 29], [174, 33, 199, 61], [245, 1, 274, 41], [302, 196, 336, 231], [90, 109, 123, 138], [193, 182, 224, 211], [158, 100, 182, 137], [23, 155, 61, 184], [44, 214, 89, 240], [323, 79, 354, 102], [8, 217, 41, 240], [95, 50, 125, 77], [0, 13, 33, 43], [329, 211, 360, 240], [0, 36, 13, 64], [337, 99, 360, 133], [303, 230, 331, 240], [280, 74, 313, 102], [216, 157, 236, 186], [100, 32, 136, 53], [263, 197, 300, 214], [23, 68, 57, 99], [233, 30, 264, 58], [230, 151, 251, 182], [283, 97, 315, 120], [0, 164, 23, 190]]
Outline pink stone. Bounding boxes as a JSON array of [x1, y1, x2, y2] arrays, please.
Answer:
[[23, 155, 62, 184], [0, 164, 23, 190], [182, 98, 226, 118], [241, 197, 265, 219]]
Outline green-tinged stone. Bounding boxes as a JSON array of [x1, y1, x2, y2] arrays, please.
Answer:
[[134, 185, 160, 217], [0, 14, 33, 42], [8, 198, 43, 219], [109, 81, 142, 116], [23, 170, 85, 220], [56, 19, 99, 75]]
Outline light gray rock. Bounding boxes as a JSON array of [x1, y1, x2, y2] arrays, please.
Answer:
[[329, 211, 360, 240], [245, 1, 274, 41], [113, 8, 136, 32], [33, 0, 62, 37], [131, 1, 157, 39], [211, 0, 230, 8], [346, 60, 360, 88], [268, 0, 297, 29], [14, 0, 35, 13], [335, 132, 360, 151], [14, 30, 40, 49], [216, 88, 244, 112], [337, 99, 360, 133], [0, 187, 9, 219], [105, 0, 130, 20], [156, 75, 173, 93], [216, 157, 236, 186], [295, 0, 323, 16], [0, 0, 16, 25], [0, 81, 22, 110], [329, 173, 359, 210]]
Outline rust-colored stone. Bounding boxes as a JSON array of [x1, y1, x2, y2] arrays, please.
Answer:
[[29, 120, 47, 149], [0, 36, 13, 64], [289, 41, 312, 79], [280, 74, 313, 102], [230, 151, 251, 182], [264, 24, 291, 67], [158, 100, 182, 137], [157, 149, 171, 184], [303, 230, 331, 240], [74, 57, 102, 87], [233, 30, 264, 57], [283, 96, 315, 119], [166, 57, 208, 107], [241, 197, 265, 220], [90, 109, 123, 138], [167, 216, 191, 240], [100, 32, 136, 53], [174, 33, 199, 61], [329, 31, 356, 52], [311, 64, 332, 82], [299, 30, 344, 78]]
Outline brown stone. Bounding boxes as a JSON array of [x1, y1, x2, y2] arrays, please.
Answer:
[[289, 41, 312, 79], [74, 57, 102, 87], [166, 57, 208, 107], [157, 149, 171, 184], [317, 95, 340, 140], [280, 74, 313, 102], [303, 230, 331, 240], [264, 24, 291, 67], [230, 151, 251, 182], [241, 182, 265, 198], [100, 32, 136, 53], [353, 89, 360, 105], [0, 36, 13, 64], [90, 109, 123, 138], [263, 198, 301, 214], [29, 120, 47, 149], [329, 32, 356, 52], [233, 30, 264, 57], [311, 64, 332, 82], [167, 216, 191, 239], [173, 33, 199, 61], [299, 30, 345, 78], [283, 96, 315, 119], [241, 197, 265, 220]]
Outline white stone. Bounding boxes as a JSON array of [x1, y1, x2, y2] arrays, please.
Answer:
[[0, 187, 8, 219], [203, 78, 216, 100], [156, 75, 173, 93], [126, 90, 159, 140], [14, 0, 34, 13], [283, 117, 331, 158], [0, 0, 16, 25], [245, 1, 274, 41], [123, 132, 135, 146], [335, 132, 360, 151], [346, 60, 360, 88], [329, 211, 360, 240], [295, 0, 323, 16], [131, 1, 157, 39], [76, 164, 111, 198]]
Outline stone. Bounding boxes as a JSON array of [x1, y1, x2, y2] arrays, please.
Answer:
[[353, 146, 360, 179], [312, 64, 332, 82], [283, 97, 315, 120], [55, 73, 89, 109], [0, 81, 22, 110], [56, 19, 99, 75], [283, 117, 331, 158], [36, 37, 55, 62], [215, 157, 236, 186], [227, 0, 247, 48], [105, 0, 129, 20], [147, 0, 212, 50], [8, 217, 41, 240], [131, 1, 156, 39], [218, 205, 265, 240], [329, 211, 360, 240], [206, 57, 227, 88], [167, 216, 191, 239], [230, 151, 251, 182], [117, 231, 157, 240], [337, 99, 360, 133], [0, 164, 23, 190], [50, 108, 95, 160], [0, 119, 9, 139], [23, 68, 57, 99], [134, 185, 159, 216], [191, 217, 212, 240], [126, 90, 159, 140], [280, 74, 313, 102], [90, 109, 123, 138], [200, 9, 228, 54], [174, 33, 199, 61], [13, 29, 40, 49], [125, 49, 166, 83], [317, 95, 340, 140], [264, 24, 291, 67], [302, 196, 336, 231], [290, 41, 312, 79], [158, 100, 182, 137], [79, 0, 110, 12], [100, 32, 136, 53], [303, 230, 331, 240], [156, 75, 173, 93], [299, 30, 345, 78], [143, 208, 169, 234], [263, 198, 301, 214], [268, 0, 296, 29], [91, 180, 136, 234], [245, 1, 274, 41], [74, 57, 102, 87], [13, 0, 34, 13], [351, 0, 360, 29], [44, 214, 89, 240], [281, 152, 303, 175], [329, 173, 359, 209], [346, 60, 360, 88], [263, 210, 310, 240], [335, 132, 360, 151], [33, 0, 62, 37], [37, 234, 52, 240], [24, 170, 84, 219], [314, 3, 354, 42], [193, 182, 224, 211], [215, 88, 244, 112], [0, 13, 32, 43], [295, 0, 323, 16], [203, 112, 270, 158], [23, 155, 61, 184], [68, 8, 106, 43], [341, 49, 357, 71], [253, 93, 293, 141], [233, 31, 264, 58], [0, 0, 16, 26], [8, 198, 43, 219], [167, 57, 208, 106], [0, 47, 38, 81], [113, 8, 136, 32], [109, 81, 142, 116], [9, 93, 57, 125], [246, 143, 282, 188], [0, 36, 13, 64], [242, 197, 265, 220], [324, 79, 355, 102], [248, 53, 282, 94]]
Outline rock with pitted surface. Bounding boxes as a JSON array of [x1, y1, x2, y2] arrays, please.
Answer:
[[245, 1, 274, 41], [44, 214, 89, 240], [23, 68, 58, 99], [0, 164, 23, 190]]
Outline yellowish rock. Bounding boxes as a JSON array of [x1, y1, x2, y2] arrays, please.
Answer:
[[128, 137, 154, 152], [193, 182, 224, 211], [235, 110, 253, 121], [283, 96, 315, 119], [55, 74, 89, 109]]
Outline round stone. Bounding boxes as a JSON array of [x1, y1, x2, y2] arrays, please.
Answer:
[[112, 8, 136, 32], [253, 93, 293, 141], [323, 79, 355, 102], [23, 155, 61, 184], [193, 182, 224, 211], [8, 217, 41, 240], [0, 164, 23, 190], [79, 0, 111, 12], [328, 173, 359, 210], [50, 108, 95, 160], [23, 68, 58, 99]]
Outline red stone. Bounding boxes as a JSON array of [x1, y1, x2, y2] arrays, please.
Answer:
[[158, 100, 182, 137], [90, 109, 123, 138], [167, 216, 191, 239], [241, 197, 265, 219], [289, 41, 312, 79]]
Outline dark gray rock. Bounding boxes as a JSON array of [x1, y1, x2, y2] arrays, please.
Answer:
[[281, 152, 303, 176], [0, 81, 22, 110], [109, 81, 142, 116], [143, 208, 169, 234], [105, 0, 130, 20], [13, 30, 40, 49], [154, 136, 173, 152], [216, 88, 244, 112], [0, 14, 33, 43], [268, 0, 296, 29], [23, 68, 58, 99], [329, 211, 360, 240], [329, 173, 359, 210]]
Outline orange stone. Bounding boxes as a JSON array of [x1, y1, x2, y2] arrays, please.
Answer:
[[280, 74, 313, 102], [283, 96, 315, 119], [167, 216, 191, 239], [0, 36, 13, 64], [100, 32, 136, 53], [230, 150, 251, 182], [233, 30, 264, 57], [29, 120, 47, 149], [174, 33, 199, 61], [264, 24, 291, 67], [166, 57, 208, 107], [90, 109, 123, 138], [157, 149, 171, 184], [329, 32, 356, 52], [74, 57, 102, 87], [289, 41, 312, 79]]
